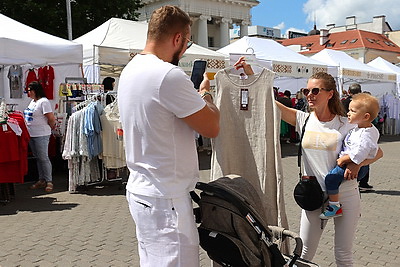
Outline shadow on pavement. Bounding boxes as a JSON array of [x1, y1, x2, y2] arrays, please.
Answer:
[[371, 190, 400, 196], [0, 194, 79, 216]]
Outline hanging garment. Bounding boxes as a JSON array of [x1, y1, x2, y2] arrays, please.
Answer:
[[100, 101, 126, 168], [38, 65, 55, 99], [7, 65, 23, 98], [25, 68, 38, 91], [211, 68, 289, 230]]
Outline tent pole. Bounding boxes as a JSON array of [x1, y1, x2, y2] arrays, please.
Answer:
[[66, 0, 73, 40]]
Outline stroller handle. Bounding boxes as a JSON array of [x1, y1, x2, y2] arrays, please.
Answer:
[[268, 226, 303, 267]]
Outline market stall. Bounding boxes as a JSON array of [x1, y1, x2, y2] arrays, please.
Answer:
[[74, 18, 226, 83], [217, 36, 333, 93], [311, 49, 397, 97]]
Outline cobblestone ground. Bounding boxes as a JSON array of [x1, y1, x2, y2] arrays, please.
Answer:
[[0, 135, 399, 267]]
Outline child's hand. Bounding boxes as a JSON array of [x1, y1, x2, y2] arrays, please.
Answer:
[[337, 157, 345, 167]]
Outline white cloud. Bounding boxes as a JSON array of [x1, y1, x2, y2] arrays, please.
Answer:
[[286, 27, 307, 34], [274, 22, 286, 30], [303, 0, 400, 30]]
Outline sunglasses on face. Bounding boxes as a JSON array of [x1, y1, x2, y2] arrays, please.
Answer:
[[186, 38, 193, 49], [301, 87, 328, 96]]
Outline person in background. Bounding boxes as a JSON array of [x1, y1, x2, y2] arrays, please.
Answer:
[[102, 76, 116, 105], [320, 93, 381, 219], [233, 57, 383, 266], [277, 90, 293, 143], [24, 81, 56, 192], [341, 83, 361, 113], [118, 5, 219, 267]]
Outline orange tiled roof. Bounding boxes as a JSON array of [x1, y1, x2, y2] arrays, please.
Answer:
[[278, 30, 400, 54]]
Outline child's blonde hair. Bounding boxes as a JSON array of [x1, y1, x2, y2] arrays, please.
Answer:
[[351, 93, 380, 121]]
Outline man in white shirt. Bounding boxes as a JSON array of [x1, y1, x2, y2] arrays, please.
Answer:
[[118, 5, 219, 267]]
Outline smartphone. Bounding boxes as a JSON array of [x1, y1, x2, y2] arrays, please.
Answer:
[[190, 60, 207, 89]]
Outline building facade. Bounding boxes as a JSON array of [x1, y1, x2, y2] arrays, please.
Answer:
[[137, 0, 259, 49], [279, 16, 400, 64]]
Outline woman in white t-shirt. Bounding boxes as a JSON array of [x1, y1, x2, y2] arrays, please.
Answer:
[[24, 81, 56, 192], [235, 57, 383, 266], [276, 73, 383, 266]]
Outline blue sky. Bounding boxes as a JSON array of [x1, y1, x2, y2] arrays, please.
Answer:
[[251, 0, 400, 38]]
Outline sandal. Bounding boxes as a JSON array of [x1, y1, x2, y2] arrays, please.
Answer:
[[45, 182, 53, 192], [30, 180, 46, 189]]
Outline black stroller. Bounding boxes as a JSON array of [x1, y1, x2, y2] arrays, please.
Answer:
[[191, 175, 319, 267]]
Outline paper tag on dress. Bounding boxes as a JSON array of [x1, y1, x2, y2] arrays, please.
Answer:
[[240, 88, 249, 110], [2, 124, 7, 132]]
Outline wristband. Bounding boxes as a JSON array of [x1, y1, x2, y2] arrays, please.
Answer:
[[201, 92, 213, 100]]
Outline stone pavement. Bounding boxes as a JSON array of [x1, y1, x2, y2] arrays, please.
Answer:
[[0, 135, 399, 267]]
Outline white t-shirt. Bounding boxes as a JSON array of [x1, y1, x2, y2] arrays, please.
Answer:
[[296, 111, 356, 192], [24, 97, 52, 137], [339, 125, 380, 164], [118, 54, 206, 198]]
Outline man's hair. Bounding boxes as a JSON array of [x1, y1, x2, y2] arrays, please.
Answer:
[[147, 5, 192, 42], [284, 90, 291, 98], [352, 93, 380, 121], [348, 83, 362, 95]]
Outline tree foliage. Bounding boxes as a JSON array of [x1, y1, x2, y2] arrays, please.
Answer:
[[0, 0, 143, 39]]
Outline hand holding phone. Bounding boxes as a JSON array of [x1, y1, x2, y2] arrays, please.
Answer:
[[190, 60, 207, 89]]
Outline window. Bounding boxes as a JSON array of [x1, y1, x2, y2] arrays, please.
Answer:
[[306, 43, 313, 47], [326, 43, 334, 47], [366, 38, 374, 43], [340, 40, 348, 44], [350, 39, 358, 43], [208, 37, 214, 47]]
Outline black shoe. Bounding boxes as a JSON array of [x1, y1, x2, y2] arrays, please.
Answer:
[[359, 183, 374, 192]]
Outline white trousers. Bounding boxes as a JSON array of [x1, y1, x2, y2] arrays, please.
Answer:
[[126, 191, 200, 267], [300, 181, 361, 267]]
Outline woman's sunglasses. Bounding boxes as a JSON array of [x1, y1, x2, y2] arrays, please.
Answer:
[[301, 87, 328, 96]]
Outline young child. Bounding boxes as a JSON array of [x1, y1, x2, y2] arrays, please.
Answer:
[[320, 93, 381, 219]]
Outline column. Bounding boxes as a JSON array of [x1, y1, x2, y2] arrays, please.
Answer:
[[240, 20, 250, 37], [220, 18, 232, 48], [198, 15, 211, 48]]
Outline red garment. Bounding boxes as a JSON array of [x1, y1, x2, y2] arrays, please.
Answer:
[[38, 66, 55, 99], [25, 68, 38, 92], [0, 113, 30, 183]]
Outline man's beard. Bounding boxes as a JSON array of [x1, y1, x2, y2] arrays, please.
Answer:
[[170, 39, 186, 66]]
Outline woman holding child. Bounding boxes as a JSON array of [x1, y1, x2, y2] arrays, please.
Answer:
[[234, 57, 383, 266]]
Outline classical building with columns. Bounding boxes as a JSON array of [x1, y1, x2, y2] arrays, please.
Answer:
[[137, 0, 259, 49]]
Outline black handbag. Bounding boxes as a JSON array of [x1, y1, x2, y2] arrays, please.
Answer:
[[293, 115, 324, 211]]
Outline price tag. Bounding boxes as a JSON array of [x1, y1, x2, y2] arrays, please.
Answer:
[[240, 89, 249, 110], [2, 124, 7, 132]]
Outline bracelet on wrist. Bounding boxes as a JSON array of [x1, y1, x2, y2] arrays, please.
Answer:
[[201, 92, 213, 100]]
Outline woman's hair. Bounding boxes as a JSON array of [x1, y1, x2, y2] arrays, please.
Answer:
[[309, 72, 346, 116], [102, 77, 115, 91], [147, 5, 192, 42], [352, 93, 380, 121], [28, 81, 46, 98]]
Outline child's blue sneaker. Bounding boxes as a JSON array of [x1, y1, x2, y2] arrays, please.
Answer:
[[319, 204, 342, 219]]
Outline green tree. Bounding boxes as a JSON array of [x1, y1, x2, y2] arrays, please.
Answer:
[[0, 0, 143, 39]]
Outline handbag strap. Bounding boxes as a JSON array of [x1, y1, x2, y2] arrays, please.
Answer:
[[297, 114, 311, 178]]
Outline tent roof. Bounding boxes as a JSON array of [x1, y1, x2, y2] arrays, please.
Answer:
[[74, 18, 225, 63], [311, 49, 396, 82], [0, 13, 83, 66], [367, 57, 400, 74], [217, 36, 329, 77]]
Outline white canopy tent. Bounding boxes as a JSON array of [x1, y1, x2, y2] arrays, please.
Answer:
[[367, 57, 400, 96], [311, 49, 397, 97], [0, 13, 83, 109], [217, 36, 333, 93], [74, 18, 226, 83]]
